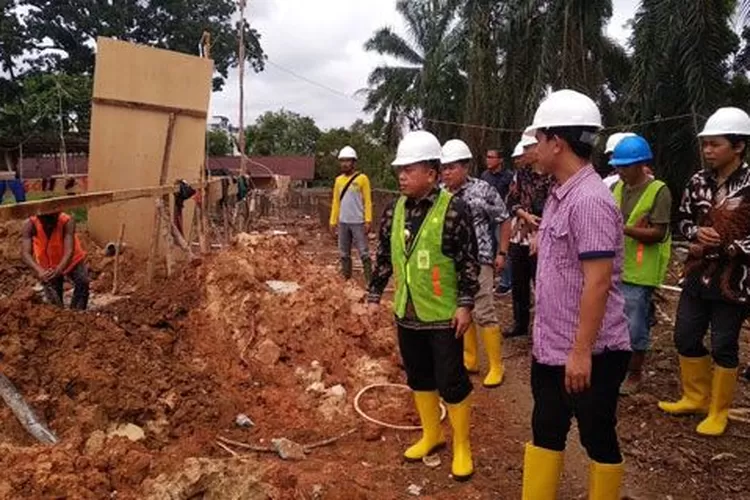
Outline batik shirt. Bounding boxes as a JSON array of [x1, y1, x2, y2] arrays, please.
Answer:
[[678, 163, 750, 303], [506, 167, 553, 246], [451, 177, 510, 265]]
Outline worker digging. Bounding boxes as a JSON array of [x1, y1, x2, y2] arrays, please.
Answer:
[[368, 130, 479, 482], [439, 138, 510, 388], [20, 210, 89, 310]]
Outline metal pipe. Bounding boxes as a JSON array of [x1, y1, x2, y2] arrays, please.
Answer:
[[0, 373, 58, 445]]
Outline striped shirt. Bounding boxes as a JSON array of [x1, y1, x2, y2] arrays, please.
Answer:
[[533, 166, 630, 366]]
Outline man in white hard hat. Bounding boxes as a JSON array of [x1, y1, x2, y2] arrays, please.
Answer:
[[329, 146, 373, 283], [658, 107, 750, 437], [505, 134, 553, 338], [521, 89, 631, 500], [368, 131, 478, 481], [439, 139, 510, 388], [602, 132, 637, 189]]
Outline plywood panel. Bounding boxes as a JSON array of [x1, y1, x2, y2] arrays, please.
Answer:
[[92, 38, 212, 112], [88, 38, 212, 252]]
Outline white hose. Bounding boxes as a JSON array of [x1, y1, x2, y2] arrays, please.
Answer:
[[353, 383, 447, 431]]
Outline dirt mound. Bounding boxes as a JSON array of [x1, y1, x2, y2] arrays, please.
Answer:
[[0, 231, 400, 498]]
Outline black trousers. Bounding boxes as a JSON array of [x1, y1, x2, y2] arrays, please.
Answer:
[[674, 289, 749, 369], [43, 261, 90, 310], [397, 324, 472, 404], [531, 351, 630, 464], [510, 243, 537, 333]]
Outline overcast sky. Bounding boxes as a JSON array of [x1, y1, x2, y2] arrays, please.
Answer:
[[210, 0, 639, 130]]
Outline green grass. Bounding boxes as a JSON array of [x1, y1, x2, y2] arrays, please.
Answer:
[[1, 191, 87, 222]]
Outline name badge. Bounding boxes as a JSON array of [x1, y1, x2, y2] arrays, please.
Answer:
[[417, 250, 431, 270]]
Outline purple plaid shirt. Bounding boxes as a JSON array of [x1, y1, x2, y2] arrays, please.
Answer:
[[533, 166, 630, 366]]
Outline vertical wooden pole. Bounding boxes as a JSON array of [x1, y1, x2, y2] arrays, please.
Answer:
[[147, 113, 177, 285], [112, 223, 126, 295], [238, 0, 247, 174]]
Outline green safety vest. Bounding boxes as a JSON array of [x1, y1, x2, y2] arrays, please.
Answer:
[[613, 180, 672, 287], [391, 190, 458, 322]]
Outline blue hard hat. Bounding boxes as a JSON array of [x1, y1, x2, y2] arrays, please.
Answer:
[[609, 135, 653, 167]]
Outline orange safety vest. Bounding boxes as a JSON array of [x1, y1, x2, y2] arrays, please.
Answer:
[[31, 213, 86, 274]]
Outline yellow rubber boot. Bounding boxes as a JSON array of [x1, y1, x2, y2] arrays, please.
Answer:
[[696, 366, 738, 436], [463, 324, 479, 374], [480, 326, 505, 388], [588, 461, 624, 500], [522, 443, 563, 500], [404, 391, 446, 461], [657, 356, 711, 415], [447, 397, 473, 481]]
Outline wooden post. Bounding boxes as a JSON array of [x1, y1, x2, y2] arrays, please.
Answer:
[[238, 0, 247, 174], [147, 113, 177, 285]]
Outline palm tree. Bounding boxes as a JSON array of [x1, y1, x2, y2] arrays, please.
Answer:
[[362, 0, 466, 145], [625, 0, 739, 201]]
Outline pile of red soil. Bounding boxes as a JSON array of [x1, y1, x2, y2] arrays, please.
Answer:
[[0, 232, 400, 498]]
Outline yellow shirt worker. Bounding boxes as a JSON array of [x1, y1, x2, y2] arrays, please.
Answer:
[[329, 146, 373, 282]]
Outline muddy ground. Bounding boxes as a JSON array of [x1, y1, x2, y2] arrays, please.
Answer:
[[0, 215, 749, 499]]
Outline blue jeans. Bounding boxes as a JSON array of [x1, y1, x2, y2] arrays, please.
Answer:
[[491, 221, 512, 289], [0, 179, 26, 202], [620, 283, 654, 352]]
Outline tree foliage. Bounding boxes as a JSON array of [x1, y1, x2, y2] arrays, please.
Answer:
[[362, 0, 750, 199], [206, 129, 233, 156], [0, 0, 266, 151], [245, 110, 321, 156]]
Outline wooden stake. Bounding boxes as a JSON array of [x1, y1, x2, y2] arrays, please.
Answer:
[[147, 113, 177, 285], [238, 0, 247, 174], [112, 223, 126, 295]]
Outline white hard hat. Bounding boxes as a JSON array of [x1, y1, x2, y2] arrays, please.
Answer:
[[512, 141, 525, 158], [392, 131, 443, 167], [440, 139, 473, 165], [698, 107, 750, 137], [528, 89, 603, 135], [520, 133, 538, 148], [338, 145, 357, 160], [604, 132, 637, 154]]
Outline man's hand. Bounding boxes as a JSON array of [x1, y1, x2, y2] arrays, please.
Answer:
[[565, 347, 592, 394], [36, 267, 51, 281], [494, 254, 507, 272], [522, 211, 542, 229], [688, 244, 705, 258], [529, 233, 539, 256], [452, 307, 472, 338], [696, 227, 722, 247], [329, 224, 337, 237], [634, 216, 650, 228], [365, 222, 371, 235], [40, 268, 56, 282]]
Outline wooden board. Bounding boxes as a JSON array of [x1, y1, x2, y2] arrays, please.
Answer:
[[88, 38, 213, 252]]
